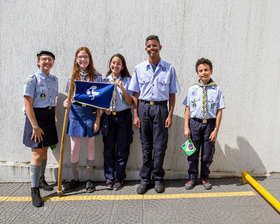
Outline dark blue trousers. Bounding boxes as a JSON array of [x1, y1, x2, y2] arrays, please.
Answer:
[[138, 101, 168, 185], [188, 118, 216, 181], [103, 109, 133, 181]]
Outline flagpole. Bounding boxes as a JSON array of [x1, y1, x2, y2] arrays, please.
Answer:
[[57, 74, 74, 197]]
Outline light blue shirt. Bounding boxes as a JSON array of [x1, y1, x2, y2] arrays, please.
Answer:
[[23, 70, 58, 108], [183, 80, 226, 119], [128, 59, 181, 101], [103, 75, 132, 112]]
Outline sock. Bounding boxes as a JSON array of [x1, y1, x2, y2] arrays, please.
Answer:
[[72, 162, 79, 181], [40, 159, 47, 177], [30, 165, 41, 188], [86, 160, 94, 181]]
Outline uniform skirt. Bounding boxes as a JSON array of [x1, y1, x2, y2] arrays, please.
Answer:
[[23, 107, 58, 148], [67, 103, 99, 138]]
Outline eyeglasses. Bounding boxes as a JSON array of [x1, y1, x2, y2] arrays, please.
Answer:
[[77, 56, 89, 59]]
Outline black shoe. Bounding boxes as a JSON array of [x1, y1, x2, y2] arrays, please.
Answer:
[[113, 179, 123, 191], [63, 179, 79, 193], [137, 184, 149, 194], [185, 180, 196, 190], [86, 180, 95, 193], [154, 183, 165, 193], [31, 187, 43, 207], [105, 179, 114, 190], [39, 176, 54, 191]]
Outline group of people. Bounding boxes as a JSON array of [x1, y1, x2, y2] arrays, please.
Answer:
[[23, 35, 225, 207]]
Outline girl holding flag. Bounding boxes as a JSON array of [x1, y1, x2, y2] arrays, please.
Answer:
[[102, 53, 133, 191], [63, 47, 102, 193]]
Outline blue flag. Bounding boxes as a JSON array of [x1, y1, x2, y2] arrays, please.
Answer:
[[73, 81, 115, 109]]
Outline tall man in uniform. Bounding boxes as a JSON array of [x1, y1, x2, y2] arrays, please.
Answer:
[[129, 35, 181, 194]]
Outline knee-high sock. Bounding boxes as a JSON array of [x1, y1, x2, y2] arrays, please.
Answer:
[[72, 162, 79, 181], [30, 165, 41, 188], [40, 159, 47, 177], [86, 160, 94, 181]]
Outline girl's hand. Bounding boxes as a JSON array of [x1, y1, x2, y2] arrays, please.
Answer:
[[184, 127, 191, 139], [115, 80, 123, 89], [63, 99, 71, 109], [93, 118, 100, 133], [105, 109, 111, 115], [31, 127, 44, 143]]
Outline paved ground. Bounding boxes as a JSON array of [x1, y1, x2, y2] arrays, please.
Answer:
[[0, 175, 279, 223]]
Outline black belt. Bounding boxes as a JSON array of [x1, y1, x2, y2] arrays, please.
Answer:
[[139, 100, 167, 105], [111, 109, 131, 116], [192, 118, 216, 124], [34, 106, 55, 111]]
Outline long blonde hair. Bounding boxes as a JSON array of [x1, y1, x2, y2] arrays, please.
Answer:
[[72, 47, 97, 81]]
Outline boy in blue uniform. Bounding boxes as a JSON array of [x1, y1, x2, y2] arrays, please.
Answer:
[[129, 35, 181, 194], [183, 58, 225, 190], [23, 51, 58, 207]]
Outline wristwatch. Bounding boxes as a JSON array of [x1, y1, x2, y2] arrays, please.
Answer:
[[32, 125, 38, 130]]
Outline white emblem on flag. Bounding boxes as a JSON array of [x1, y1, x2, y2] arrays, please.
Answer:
[[86, 86, 99, 100]]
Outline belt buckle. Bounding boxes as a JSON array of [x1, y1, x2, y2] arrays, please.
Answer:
[[202, 119, 207, 124], [82, 104, 86, 107], [112, 111, 116, 116], [150, 101, 154, 106], [48, 106, 52, 110]]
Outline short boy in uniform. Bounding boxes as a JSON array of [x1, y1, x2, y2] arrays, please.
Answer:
[[183, 58, 225, 190]]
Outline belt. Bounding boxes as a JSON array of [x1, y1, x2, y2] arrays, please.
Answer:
[[192, 118, 216, 124], [73, 102, 88, 107], [139, 100, 167, 106], [34, 106, 55, 111], [111, 109, 131, 116]]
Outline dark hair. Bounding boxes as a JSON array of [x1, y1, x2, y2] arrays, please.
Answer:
[[146, 35, 160, 45], [72, 47, 97, 81], [195, 58, 213, 72], [106, 53, 131, 78]]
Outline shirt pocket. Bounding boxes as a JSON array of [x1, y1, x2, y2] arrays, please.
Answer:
[[158, 77, 170, 92], [207, 93, 218, 112], [138, 77, 150, 88], [189, 95, 200, 112]]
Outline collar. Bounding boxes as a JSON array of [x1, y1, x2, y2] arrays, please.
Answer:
[[108, 74, 122, 82], [196, 79, 216, 87], [145, 59, 165, 70], [37, 70, 49, 79]]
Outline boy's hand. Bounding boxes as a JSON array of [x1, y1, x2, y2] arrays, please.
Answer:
[[133, 116, 140, 128], [209, 130, 218, 142], [165, 116, 172, 128], [184, 127, 191, 139]]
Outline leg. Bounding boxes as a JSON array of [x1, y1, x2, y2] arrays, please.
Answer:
[[70, 136, 81, 180], [103, 116, 116, 181], [138, 103, 153, 185], [86, 136, 95, 181], [39, 147, 53, 191]]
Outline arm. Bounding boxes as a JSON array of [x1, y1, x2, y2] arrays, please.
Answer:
[[165, 94, 175, 128], [24, 96, 44, 143], [115, 80, 133, 106], [132, 92, 140, 128], [184, 106, 191, 139], [209, 109, 223, 142]]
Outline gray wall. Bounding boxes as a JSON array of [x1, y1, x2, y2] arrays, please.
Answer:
[[1, 0, 280, 181]]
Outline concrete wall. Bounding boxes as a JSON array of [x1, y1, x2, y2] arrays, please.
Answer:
[[1, 0, 280, 182]]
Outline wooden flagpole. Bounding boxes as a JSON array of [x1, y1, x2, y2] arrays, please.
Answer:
[[57, 74, 74, 197]]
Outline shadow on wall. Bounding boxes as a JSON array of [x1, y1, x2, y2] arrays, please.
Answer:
[[211, 136, 267, 176]]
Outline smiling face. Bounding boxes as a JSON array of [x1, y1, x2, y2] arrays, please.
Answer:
[[37, 55, 54, 74], [197, 63, 212, 84], [76, 50, 90, 71], [110, 56, 123, 78], [145, 39, 162, 61]]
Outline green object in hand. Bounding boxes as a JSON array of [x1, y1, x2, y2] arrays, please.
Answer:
[[50, 144, 56, 150], [181, 138, 196, 156]]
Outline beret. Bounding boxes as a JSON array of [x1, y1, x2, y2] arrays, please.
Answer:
[[37, 50, 55, 60]]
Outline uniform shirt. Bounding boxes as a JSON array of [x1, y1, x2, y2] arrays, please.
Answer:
[[128, 59, 181, 101], [23, 70, 58, 108], [103, 74, 133, 112], [183, 79, 225, 119]]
